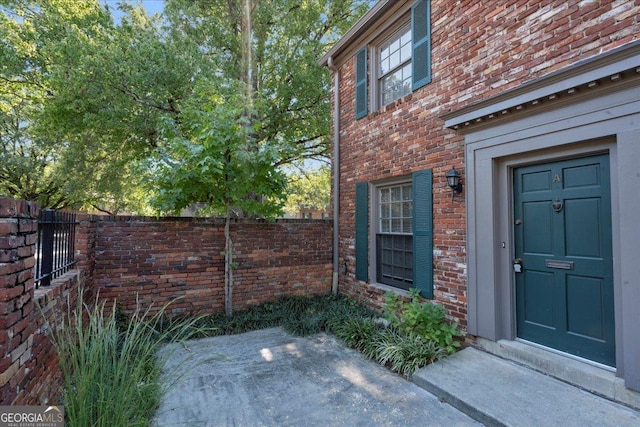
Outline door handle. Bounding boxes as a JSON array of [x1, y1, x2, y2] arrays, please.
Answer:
[[513, 258, 523, 273]]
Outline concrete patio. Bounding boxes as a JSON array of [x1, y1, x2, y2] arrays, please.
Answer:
[[154, 328, 480, 426], [154, 328, 640, 426]]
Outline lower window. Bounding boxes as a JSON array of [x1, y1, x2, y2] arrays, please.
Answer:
[[377, 234, 413, 289], [376, 183, 413, 289]]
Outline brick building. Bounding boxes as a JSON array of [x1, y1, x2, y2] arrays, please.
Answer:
[[320, 0, 640, 394]]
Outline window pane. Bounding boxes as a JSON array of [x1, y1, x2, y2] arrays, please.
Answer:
[[380, 57, 390, 75], [389, 50, 400, 70], [380, 203, 390, 219], [376, 234, 413, 289], [380, 188, 390, 203], [380, 46, 390, 61], [391, 187, 401, 202], [401, 43, 411, 63], [391, 203, 400, 218], [402, 185, 412, 200], [380, 64, 413, 106], [400, 31, 411, 48], [403, 218, 412, 233], [402, 202, 411, 218], [391, 218, 401, 232]]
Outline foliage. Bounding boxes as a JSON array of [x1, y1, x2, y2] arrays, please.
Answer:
[[0, 0, 371, 212], [373, 328, 445, 377], [190, 293, 376, 337], [144, 82, 287, 218], [48, 289, 208, 427], [284, 165, 331, 216], [164, 0, 370, 165], [383, 288, 463, 355]]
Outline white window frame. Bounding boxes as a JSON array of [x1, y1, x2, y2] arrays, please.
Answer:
[[373, 180, 414, 289], [376, 24, 412, 107]]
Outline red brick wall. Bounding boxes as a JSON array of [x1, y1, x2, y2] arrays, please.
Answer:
[[333, 0, 640, 329], [88, 216, 333, 316], [1, 199, 332, 404], [0, 197, 80, 405]]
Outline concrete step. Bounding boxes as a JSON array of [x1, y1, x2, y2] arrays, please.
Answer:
[[474, 338, 640, 410], [413, 347, 640, 427]]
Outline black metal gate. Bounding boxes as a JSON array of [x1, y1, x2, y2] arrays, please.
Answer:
[[35, 209, 77, 288]]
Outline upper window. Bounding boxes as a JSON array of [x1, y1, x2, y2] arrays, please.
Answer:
[[354, 0, 431, 119], [379, 27, 412, 106]]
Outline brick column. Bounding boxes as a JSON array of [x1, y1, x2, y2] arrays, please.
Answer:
[[0, 197, 39, 404], [75, 213, 97, 301]]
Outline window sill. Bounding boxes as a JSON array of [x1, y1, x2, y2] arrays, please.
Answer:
[[368, 281, 412, 298]]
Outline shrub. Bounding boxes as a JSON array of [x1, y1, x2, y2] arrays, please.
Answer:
[[332, 317, 382, 355], [383, 288, 462, 355]]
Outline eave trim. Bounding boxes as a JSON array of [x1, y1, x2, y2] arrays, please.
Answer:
[[441, 41, 640, 132]]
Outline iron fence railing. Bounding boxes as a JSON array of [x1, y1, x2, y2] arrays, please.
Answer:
[[35, 209, 78, 288]]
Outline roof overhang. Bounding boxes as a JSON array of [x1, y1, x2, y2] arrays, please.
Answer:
[[318, 0, 397, 67]]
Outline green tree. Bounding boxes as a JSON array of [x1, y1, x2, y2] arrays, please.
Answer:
[[284, 165, 331, 217], [146, 81, 287, 315], [0, 0, 71, 207], [1, 0, 370, 213], [164, 0, 369, 165]]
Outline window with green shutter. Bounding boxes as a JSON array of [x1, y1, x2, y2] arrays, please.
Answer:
[[411, 0, 431, 90], [355, 182, 369, 281], [354, 170, 433, 297], [355, 47, 368, 119]]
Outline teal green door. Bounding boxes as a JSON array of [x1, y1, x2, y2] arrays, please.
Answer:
[[513, 155, 615, 366]]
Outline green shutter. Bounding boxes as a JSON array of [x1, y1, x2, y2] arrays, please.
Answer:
[[412, 169, 433, 298], [355, 182, 369, 281], [355, 46, 368, 119], [411, 0, 431, 91]]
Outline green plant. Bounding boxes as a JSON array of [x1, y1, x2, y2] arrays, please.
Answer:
[[375, 328, 447, 377], [332, 317, 381, 355], [48, 289, 207, 427], [383, 289, 462, 354]]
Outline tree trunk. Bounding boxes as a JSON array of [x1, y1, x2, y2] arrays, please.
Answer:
[[224, 205, 233, 316]]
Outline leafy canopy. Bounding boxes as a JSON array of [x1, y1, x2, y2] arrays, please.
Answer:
[[0, 0, 371, 213]]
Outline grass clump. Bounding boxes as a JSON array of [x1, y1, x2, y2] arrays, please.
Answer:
[[50, 290, 207, 427], [189, 294, 377, 338]]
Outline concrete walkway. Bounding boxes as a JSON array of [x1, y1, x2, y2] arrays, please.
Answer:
[[154, 328, 481, 426], [414, 347, 640, 427]]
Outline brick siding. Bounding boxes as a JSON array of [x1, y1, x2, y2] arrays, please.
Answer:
[[333, 0, 640, 329]]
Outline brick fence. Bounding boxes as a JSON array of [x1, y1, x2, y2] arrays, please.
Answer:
[[0, 198, 80, 405], [0, 197, 333, 405], [87, 215, 333, 315]]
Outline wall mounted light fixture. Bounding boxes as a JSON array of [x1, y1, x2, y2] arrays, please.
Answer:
[[446, 167, 463, 201]]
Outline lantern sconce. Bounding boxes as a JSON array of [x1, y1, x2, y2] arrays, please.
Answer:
[[446, 166, 463, 201]]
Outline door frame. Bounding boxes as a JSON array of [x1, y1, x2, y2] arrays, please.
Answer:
[[443, 42, 640, 391]]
